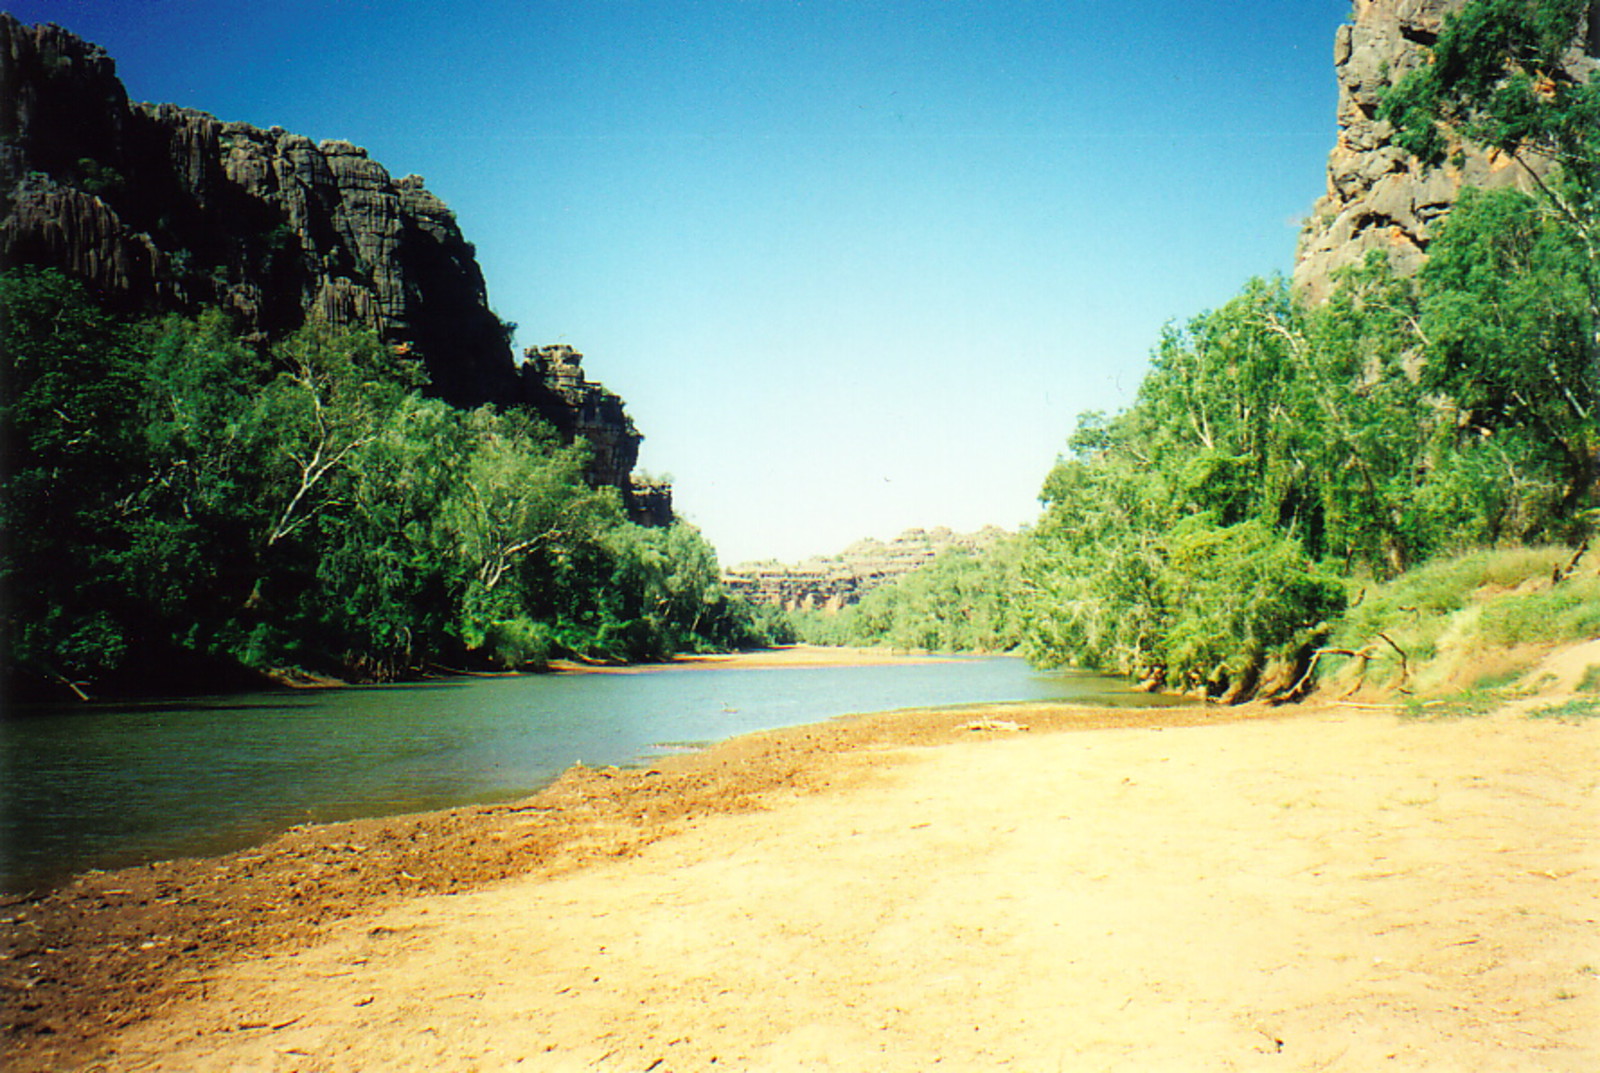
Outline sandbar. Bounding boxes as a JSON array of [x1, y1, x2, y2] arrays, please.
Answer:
[[3, 668, 1597, 1071]]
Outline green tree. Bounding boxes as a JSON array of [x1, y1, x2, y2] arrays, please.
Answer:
[[0, 270, 145, 694], [1380, 0, 1598, 514], [1023, 413, 1176, 675], [1157, 516, 1346, 699], [254, 328, 423, 550], [1380, 0, 1598, 228], [3, 274, 777, 697], [125, 312, 271, 658], [302, 393, 473, 676], [445, 409, 622, 668], [801, 537, 1028, 653], [1416, 186, 1596, 523]]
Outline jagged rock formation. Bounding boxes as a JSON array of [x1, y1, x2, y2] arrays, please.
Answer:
[[724, 527, 1010, 613], [1294, 0, 1599, 300], [0, 14, 668, 521], [519, 346, 671, 523]]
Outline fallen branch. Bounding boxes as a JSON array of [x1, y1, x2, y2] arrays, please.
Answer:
[[1377, 632, 1410, 686], [46, 669, 91, 702], [1282, 630, 1412, 703], [1553, 539, 1590, 584], [1283, 646, 1367, 702]]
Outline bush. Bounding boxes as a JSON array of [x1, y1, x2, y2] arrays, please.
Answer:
[[1157, 517, 1346, 696], [477, 618, 554, 670]]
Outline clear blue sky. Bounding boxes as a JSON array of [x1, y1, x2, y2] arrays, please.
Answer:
[[9, 0, 1350, 565]]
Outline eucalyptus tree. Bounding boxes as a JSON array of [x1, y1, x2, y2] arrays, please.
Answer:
[[1380, 0, 1598, 523], [1416, 187, 1596, 523]]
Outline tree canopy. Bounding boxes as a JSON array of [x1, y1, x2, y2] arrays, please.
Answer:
[[0, 268, 779, 699]]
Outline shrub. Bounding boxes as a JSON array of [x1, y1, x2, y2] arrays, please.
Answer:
[[1157, 517, 1346, 695]]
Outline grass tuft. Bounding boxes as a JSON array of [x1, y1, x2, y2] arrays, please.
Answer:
[[1477, 586, 1600, 646], [1529, 698, 1600, 720], [1472, 668, 1525, 691], [1577, 665, 1600, 695]]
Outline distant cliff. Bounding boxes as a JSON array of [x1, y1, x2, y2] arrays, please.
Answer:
[[0, 14, 667, 520], [725, 527, 1011, 612], [1294, 0, 1599, 299]]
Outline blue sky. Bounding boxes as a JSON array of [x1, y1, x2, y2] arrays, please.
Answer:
[[9, 1, 1350, 564]]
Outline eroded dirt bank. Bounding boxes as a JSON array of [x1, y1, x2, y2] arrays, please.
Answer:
[[4, 688, 1597, 1071]]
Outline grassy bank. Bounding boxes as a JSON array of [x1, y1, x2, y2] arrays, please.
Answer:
[[1320, 544, 1600, 701]]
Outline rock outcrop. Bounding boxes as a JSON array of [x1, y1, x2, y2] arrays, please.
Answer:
[[0, 14, 669, 521], [1294, 0, 1598, 300], [724, 527, 1010, 613], [517, 346, 671, 523]]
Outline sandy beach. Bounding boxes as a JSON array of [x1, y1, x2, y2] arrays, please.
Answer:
[[4, 647, 1598, 1071]]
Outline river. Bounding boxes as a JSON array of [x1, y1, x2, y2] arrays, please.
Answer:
[[1, 655, 1171, 892]]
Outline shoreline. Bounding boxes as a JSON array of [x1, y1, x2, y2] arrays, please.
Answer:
[[5, 653, 1595, 1070], [4, 646, 1085, 893], [1, 696, 1278, 1071], [551, 643, 982, 674], [11, 644, 972, 704]]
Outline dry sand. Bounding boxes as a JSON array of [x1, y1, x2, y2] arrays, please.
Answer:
[[4, 646, 1599, 1071]]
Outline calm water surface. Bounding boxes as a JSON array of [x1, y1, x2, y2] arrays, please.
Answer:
[[1, 656, 1169, 891]]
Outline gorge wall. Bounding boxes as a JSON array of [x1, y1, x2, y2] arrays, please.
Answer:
[[724, 527, 1010, 613], [0, 14, 667, 521], [1294, 0, 1599, 299]]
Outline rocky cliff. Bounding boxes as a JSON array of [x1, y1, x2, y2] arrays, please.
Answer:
[[0, 14, 667, 520], [724, 527, 1010, 613], [519, 345, 673, 526], [1294, 0, 1599, 299]]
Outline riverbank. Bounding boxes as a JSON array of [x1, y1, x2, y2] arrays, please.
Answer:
[[549, 643, 969, 674], [670, 643, 973, 668], [6, 652, 1108, 894], [4, 676, 1597, 1070]]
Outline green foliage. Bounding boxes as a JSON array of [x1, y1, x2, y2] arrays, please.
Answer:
[[853, 0, 1600, 700], [1380, 0, 1598, 188], [1156, 518, 1346, 695], [74, 157, 126, 199], [1, 269, 779, 697], [1023, 253, 1590, 698], [1024, 280, 1360, 694], [1, 267, 146, 689], [1380, 0, 1599, 527], [791, 537, 1028, 652], [1417, 187, 1597, 523], [1026, 500, 1343, 696], [468, 617, 555, 671]]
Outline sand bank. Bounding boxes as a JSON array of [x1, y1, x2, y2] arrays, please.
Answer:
[[4, 690, 1596, 1070]]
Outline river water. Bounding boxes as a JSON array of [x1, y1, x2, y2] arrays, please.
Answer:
[[1, 656, 1169, 892]]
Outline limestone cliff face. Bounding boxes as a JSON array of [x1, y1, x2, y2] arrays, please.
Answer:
[[0, 15, 668, 520], [1294, 0, 1598, 299]]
